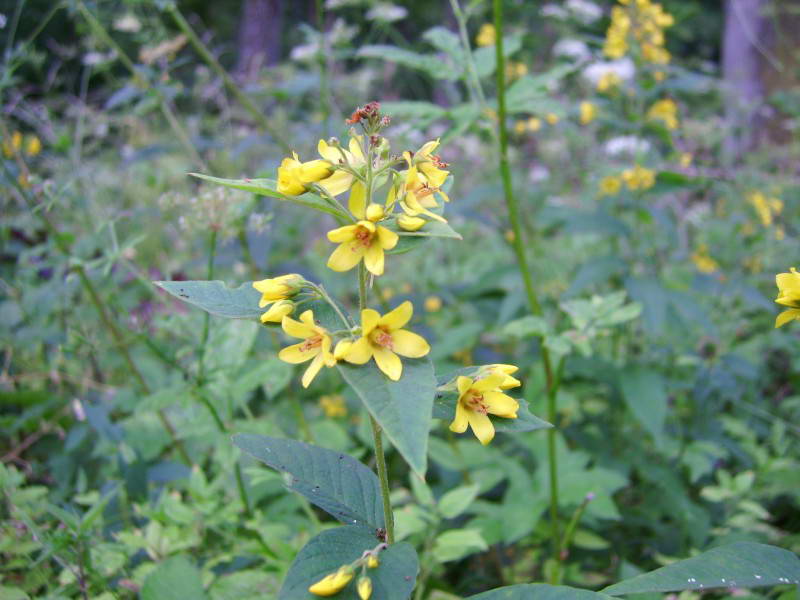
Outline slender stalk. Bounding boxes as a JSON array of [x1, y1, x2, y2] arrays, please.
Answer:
[[76, 2, 206, 169], [358, 263, 395, 543], [315, 0, 331, 137], [197, 229, 218, 384], [165, 4, 291, 154], [491, 0, 562, 577], [0, 155, 191, 465]]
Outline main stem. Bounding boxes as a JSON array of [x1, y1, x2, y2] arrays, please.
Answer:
[[492, 0, 561, 576], [359, 264, 395, 544]]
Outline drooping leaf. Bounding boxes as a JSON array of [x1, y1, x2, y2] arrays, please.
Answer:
[[357, 45, 452, 79], [154, 280, 262, 320], [338, 358, 436, 477], [618, 367, 667, 444], [602, 542, 800, 595], [468, 584, 613, 599], [280, 526, 418, 600], [432, 528, 487, 562], [141, 555, 208, 600], [233, 433, 384, 529]]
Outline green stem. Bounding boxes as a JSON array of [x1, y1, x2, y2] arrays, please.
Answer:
[[491, 0, 561, 577], [76, 1, 206, 169], [315, 0, 331, 137], [165, 4, 291, 154], [358, 262, 394, 544], [0, 155, 191, 466], [197, 228, 218, 383]]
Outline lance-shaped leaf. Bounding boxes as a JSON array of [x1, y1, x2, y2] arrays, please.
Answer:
[[468, 584, 613, 599], [433, 367, 552, 434], [155, 280, 262, 320], [233, 434, 384, 529], [189, 173, 349, 220], [338, 358, 436, 477], [280, 526, 418, 600], [602, 542, 800, 595]]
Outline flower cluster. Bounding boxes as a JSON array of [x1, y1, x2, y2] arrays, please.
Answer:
[[604, 0, 674, 79], [748, 191, 783, 227], [775, 268, 800, 328], [475, 23, 496, 47], [309, 546, 382, 598], [598, 165, 656, 195], [2, 130, 42, 158], [691, 244, 719, 274], [647, 98, 679, 130]]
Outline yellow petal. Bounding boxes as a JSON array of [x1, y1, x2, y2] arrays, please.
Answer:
[[343, 337, 373, 364], [376, 226, 399, 250], [449, 401, 469, 433], [349, 181, 367, 219], [357, 576, 372, 600], [319, 170, 353, 197], [260, 300, 293, 323], [308, 567, 354, 596], [363, 243, 385, 276], [302, 352, 326, 388], [472, 373, 507, 393], [278, 342, 317, 364], [327, 224, 357, 243], [379, 300, 413, 331], [349, 137, 365, 162], [317, 139, 340, 162], [402, 193, 447, 223], [397, 214, 426, 231], [775, 308, 800, 328], [483, 391, 519, 418], [467, 410, 495, 445], [373, 346, 402, 381], [300, 159, 333, 182], [361, 309, 381, 334], [456, 376, 473, 397], [327, 241, 366, 272], [281, 314, 317, 339], [390, 329, 430, 358]]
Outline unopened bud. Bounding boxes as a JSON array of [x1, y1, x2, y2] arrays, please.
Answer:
[[366, 203, 385, 222], [366, 554, 379, 569], [397, 214, 426, 232], [357, 576, 373, 600], [308, 566, 354, 596], [260, 299, 294, 323]]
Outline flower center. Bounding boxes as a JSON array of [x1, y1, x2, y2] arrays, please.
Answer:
[[354, 226, 374, 247], [370, 327, 394, 350], [465, 390, 488, 414], [300, 335, 323, 353]]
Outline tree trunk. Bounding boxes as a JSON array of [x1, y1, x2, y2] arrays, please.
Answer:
[[236, 0, 283, 80]]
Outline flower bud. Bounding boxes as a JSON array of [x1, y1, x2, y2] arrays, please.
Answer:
[[397, 214, 426, 232], [253, 274, 304, 307], [357, 576, 373, 600], [366, 203, 385, 222], [334, 339, 353, 361], [366, 554, 379, 569], [260, 299, 294, 324], [308, 566, 354, 596]]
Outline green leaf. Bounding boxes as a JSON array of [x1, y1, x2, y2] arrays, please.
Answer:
[[390, 218, 462, 240], [380, 101, 448, 123], [438, 484, 480, 519], [506, 63, 579, 113], [469, 584, 613, 600], [432, 528, 488, 562], [602, 542, 800, 595], [338, 358, 436, 477], [189, 173, 348, 220], [233, 433, 384, 529], [357, 45, 453, 79], [279, 526, 418, 600], [154, 280, 262, 320], [141, 555, 208, 600], [618, 367, 667, 444]]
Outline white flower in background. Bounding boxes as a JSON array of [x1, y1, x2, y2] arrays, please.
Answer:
[[566, 0, 603, 24], [541, 3, 568, 19], [604, 136, 651, 156], [529, 164, 550, 183], [553, 39, 591, 62], [291, 18, 356, 62], [0, 14, 6, 29], [366, 3, 407, 22], [582, 57, 636, 86], [113, 14, 142, 33]]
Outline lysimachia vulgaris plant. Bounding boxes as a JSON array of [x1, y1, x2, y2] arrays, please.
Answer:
[[155, 103, 552, 598]]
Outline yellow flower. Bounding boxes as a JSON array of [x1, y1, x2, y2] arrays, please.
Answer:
[[357, 576, 373, 600], [545, 113, 559, 125], [326, 220, 398, 276], [277, 152, 333, 196], [775, 268, 800, 328], [260, 299, 294, 323], [338, 301, 430, 381], [597, 71, 622, 92], [278, 310, 337, 388], [308, 566, 355, 596], [476, 23, 496, 47], [2, 131, 22, 158], [579, 101, 596, 125], [479, 364, 521, 390], [26, 136, 42, 157], [527, 117, 542, 132], [253, 274, 304, 307], [514, 121, 527, 135], [505, 61, 527, 81], [319, 394, 347, 418], [599, 175, 622, 196], [316, 137, 366, 197], [647, 98, 679, 130], [621, 165, 655, 191], [449, 374, 519, 445], [748, 191, 782, 227], [680, 152, 692, 168], [691, 244, 718, 274], [424, 295, 442, 312], [398, 149, 449, 224]]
